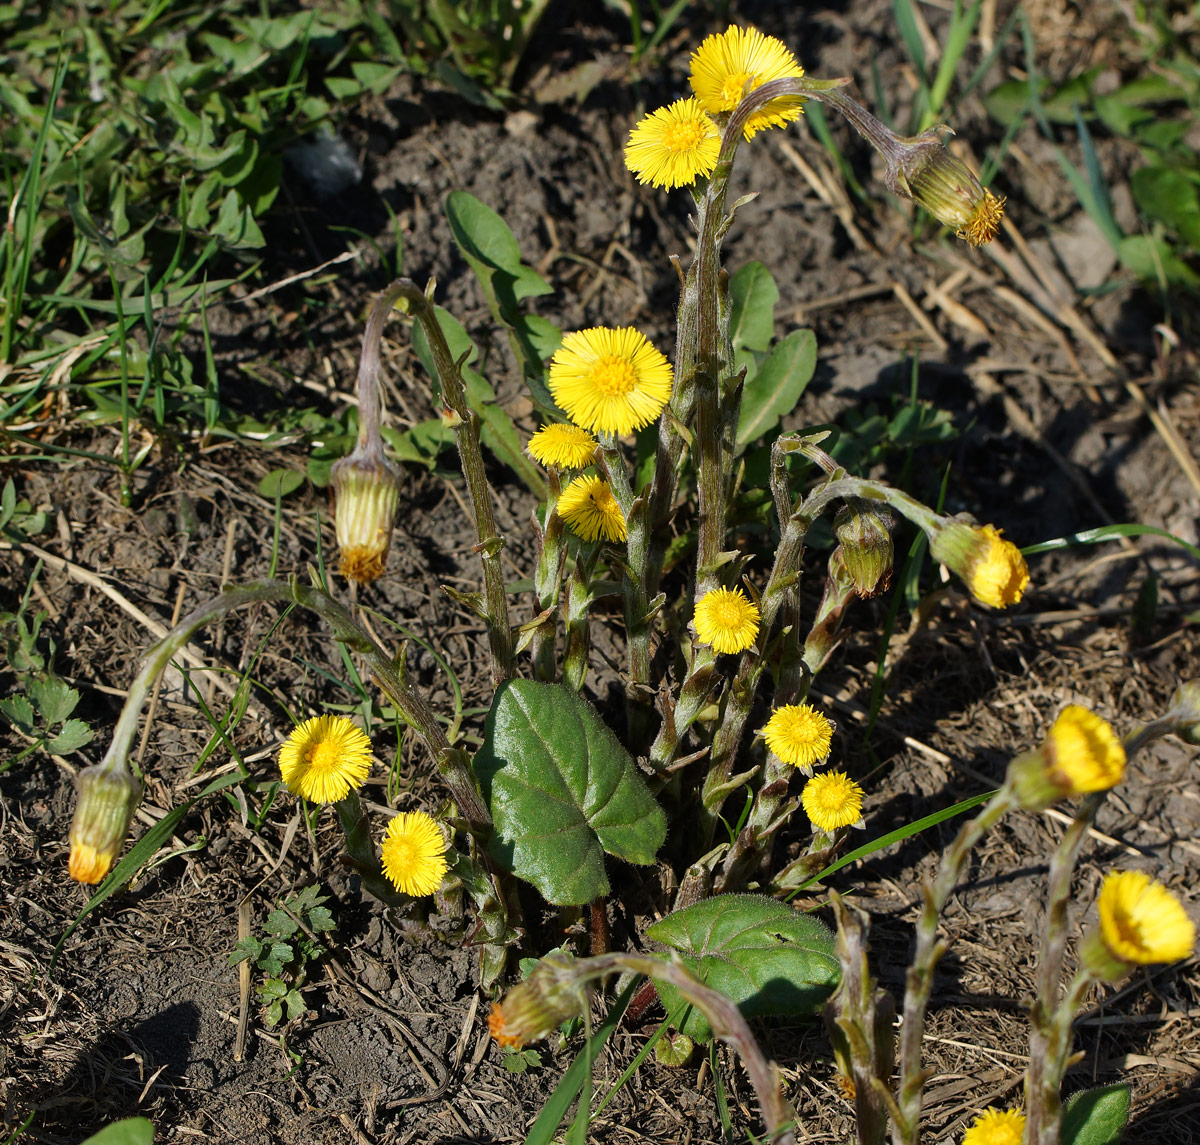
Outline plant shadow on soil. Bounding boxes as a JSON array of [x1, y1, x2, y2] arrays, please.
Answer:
[[3, 4, 1200, 1144]]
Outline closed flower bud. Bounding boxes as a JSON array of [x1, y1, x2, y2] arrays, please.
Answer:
[[331, 446, 402, 585], [833, 500, 894, 596], [928, 515, 1028, 608], [487, 952, 587, 1048], [69, 762, 142, 884], [883, 128, 1005, 246]]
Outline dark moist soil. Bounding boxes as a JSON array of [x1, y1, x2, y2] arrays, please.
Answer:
[[3, 4, 1200, 1144]]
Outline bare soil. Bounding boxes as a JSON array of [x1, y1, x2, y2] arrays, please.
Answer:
[[3, 4, 1199, 1144]]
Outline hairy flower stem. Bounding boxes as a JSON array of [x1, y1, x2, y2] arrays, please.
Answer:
[[563, 543, 602, 692], [1024, 715, 1181, 1145], [894, 786, 1015, 1145], [530, 471, 567, 683], [97, 579, 491, 832], [336, 789, 405, 906], [554, 953, 795, 1145], [392, 279, 514, 686]]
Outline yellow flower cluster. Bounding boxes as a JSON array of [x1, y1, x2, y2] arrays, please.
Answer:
[[962, 1108, 1025, 1145], [278, 716, 447, 898]]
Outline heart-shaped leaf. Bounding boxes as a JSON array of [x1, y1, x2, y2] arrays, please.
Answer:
[[474, 680, 666, 905], [647, 894, 839, 1041]]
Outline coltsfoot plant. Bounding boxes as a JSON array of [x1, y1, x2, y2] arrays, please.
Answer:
[[68, 20, 1195, 1145]]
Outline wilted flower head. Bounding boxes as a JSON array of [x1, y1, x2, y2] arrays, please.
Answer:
[[928, 517, 1028, 608], [69, 762, 142, 884], [693, 586, 760, 654], [381, 810, 449, 897], [279, 714, 373, 803], [332, 444, 402, 585], [488, 952, 588, 1048], [625, 98, 721, 190], [1008, 705, 1126, 811], [1080, 870, 1196, 981], [556, 475, 627, 543], [689, 25, 805, 140]]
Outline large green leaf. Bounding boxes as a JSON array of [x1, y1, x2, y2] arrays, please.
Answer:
[[729, 260, 779, 380], [646, 894, 839, 1041], [735, 328, 817, 451], [1063, 1084, 1130, 1145], [474, 680, 666, 905]]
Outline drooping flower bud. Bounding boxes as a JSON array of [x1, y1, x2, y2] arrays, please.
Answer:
[[928, 515, 1028, 608], [1168, 680, 1200, 745], [487, 952, 588, 1048], [331, 444, 402, 585], [882, 128, 1005, 246], [833, 499, 894, 597], [820, 91, 1004, 246], [1008, 705, 1126, 811], [69, 761, 142, 884]]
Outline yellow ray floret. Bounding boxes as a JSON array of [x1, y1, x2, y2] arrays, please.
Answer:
[[528, 423, 598, 469], [1096, 870, 1195, 966], [549, 326, 673, 436], [801, 771, 864, 832], [961, 1108, 1025, 1145], [381, 810, 449, 896], [762, 703, 834, 772], [625, 98, 721, 189], [689, 25, 805, 140], [279, 715, 372, 803], [557, 474, 627, 543], [693, 586, 760, 654]]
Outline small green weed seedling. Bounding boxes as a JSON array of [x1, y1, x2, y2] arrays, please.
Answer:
[[229, 885, 336, 1028]]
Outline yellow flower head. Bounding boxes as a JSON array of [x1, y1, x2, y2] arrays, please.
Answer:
[[381, 810, 449, 896], [279, 715, 372, 803], [548, 327, 673, 436], [1010, 704, 1127, 811], [557, 474, 627, 543], [625, 98, 721, 189], [689, 25, 805, 140], [1094, 870, 1195, 968], [694, 586, 760, 654], [762, 703, 834, 773], [962, 1108, 1025, 1145], [929, 519, 1028, 608], [528, 423, 598, 470], [1047, 706, 1126, 793], [801, 771, 864, 832]]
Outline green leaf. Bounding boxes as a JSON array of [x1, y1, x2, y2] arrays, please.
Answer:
[[211, 189, 265, 249], [729, 261, 779, 358], [735, 328, 817, 451], [1131, 166, 1200, 248], [28, 676, 79, 725], [382, 419, 452, 470], [445, 190, 552, 305], [258, 468, 304, 499], [1063, 1083, 1131, 1145], [1118, 234, 1200, 288], [46, 719, 95, 754], [646, 894, 839, 1041], [0, 694, 36, 735], [474, 680, 666, 905], [79, 1118, 155, 1145]]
